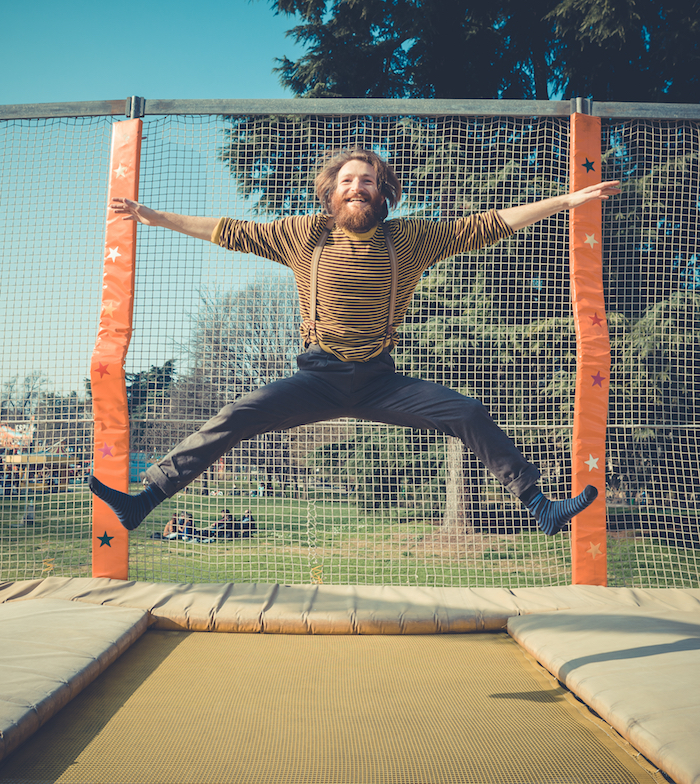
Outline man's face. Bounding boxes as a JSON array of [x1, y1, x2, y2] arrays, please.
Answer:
[[330, 159, 385, 232]]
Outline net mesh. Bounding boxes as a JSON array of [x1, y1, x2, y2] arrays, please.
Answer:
[[1, 116, 111, 580], [1, 109, 698, 588], [602, 119, 700, 586]]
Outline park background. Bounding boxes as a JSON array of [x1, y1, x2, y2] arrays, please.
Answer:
[[1, 0, 699, 589]]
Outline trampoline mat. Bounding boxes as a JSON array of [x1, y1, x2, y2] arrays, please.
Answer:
[[0, 631, 660, 784]]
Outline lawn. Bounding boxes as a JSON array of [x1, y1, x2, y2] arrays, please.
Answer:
[[1, 483, 699, 588]]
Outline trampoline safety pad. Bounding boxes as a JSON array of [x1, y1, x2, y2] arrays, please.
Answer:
[[0, 630, 661, 784]]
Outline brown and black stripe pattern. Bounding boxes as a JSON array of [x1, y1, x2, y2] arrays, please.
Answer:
[[215, 211, 512, 362]]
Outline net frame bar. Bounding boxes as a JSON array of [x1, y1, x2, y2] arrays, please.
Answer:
[[3, 97, 700, 122]]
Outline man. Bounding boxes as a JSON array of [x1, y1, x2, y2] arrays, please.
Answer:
[[90, 148, 620, 536]]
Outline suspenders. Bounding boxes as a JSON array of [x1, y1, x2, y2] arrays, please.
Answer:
[[304, 216, 399, 349]]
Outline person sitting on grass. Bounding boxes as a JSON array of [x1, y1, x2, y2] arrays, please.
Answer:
[[197, 509, 235, 540], [234, 509, 256, 539], [161, 514, 180, 539], [198, 509, 256, 541]]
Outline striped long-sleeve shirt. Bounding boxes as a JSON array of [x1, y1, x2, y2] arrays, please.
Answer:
[[212, 211, 513, 362]]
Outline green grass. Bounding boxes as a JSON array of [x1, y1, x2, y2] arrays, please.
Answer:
[[2, 484, 699, 588], [607, 534, 700, 588]]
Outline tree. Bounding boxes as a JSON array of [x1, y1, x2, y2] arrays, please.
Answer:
[[128, 361, 176, 455], [597, 119, 700, 510], [130, 368, 229, 487], [1, 372, 47, 423], [313, 425, 446, 516], [126, 361, 175, 416], [191, 278, 301, 393], [270, 0, 700, 102], [33, 391, 92, 458], [605, 293, 700, 508], [602, 122, 700, 320], [548, 0, 700, 102], [158, 275, 310, 489]]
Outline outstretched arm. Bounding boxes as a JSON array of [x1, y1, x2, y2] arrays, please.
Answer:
[[497, 181, 621, 231], [109, 197, 219, 242]]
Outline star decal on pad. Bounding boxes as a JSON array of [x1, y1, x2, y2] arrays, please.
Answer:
[[99, 443, 114, 458], [97, 531, 114, 547], [585, 455, 600, 472]]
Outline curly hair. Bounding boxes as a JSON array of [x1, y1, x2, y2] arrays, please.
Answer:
[[314, 148, 402, 219]]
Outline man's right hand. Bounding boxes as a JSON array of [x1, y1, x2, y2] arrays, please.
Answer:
[[108, 198, 219, 241], [110, 197, 161, 225]]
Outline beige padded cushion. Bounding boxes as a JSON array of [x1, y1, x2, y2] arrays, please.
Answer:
[[2, 577, 699, 633], [2, 578, 699, 783], [509, 606, 700, 784], [0, 598, 148, 761]]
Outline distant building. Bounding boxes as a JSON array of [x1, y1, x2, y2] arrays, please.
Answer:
[[0, 420, 34, 451]]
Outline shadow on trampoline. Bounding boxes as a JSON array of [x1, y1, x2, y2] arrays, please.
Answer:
[[0, 631, 189, 783], [488, 688, 566, 703]]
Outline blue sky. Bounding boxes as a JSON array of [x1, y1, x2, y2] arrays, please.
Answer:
[[2, 1, 310, 397], [1, 0, 304, 105]]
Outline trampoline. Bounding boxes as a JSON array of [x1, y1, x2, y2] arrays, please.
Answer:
[[3, 101, 700, 784], [2, 578, 698, 784], [0, 630, 658, 784]]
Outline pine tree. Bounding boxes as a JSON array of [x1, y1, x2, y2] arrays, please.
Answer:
[[270, 0, 700, 102]]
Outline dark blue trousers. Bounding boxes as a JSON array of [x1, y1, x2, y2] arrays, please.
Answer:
[[146, 347, 540, 498]]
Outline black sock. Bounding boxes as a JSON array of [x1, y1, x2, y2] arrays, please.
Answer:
[[89, 476, 167, 531], [522, 485, 598, 536]]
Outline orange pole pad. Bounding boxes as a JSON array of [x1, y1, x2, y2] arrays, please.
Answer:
[[570, 113, 609, 585], [91, 119, 142, 579]]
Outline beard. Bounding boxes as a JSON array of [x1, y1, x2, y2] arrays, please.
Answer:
[[330, 191, 385, 232]]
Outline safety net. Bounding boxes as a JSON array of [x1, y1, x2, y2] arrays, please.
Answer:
[[1, 108, 698, 588]]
